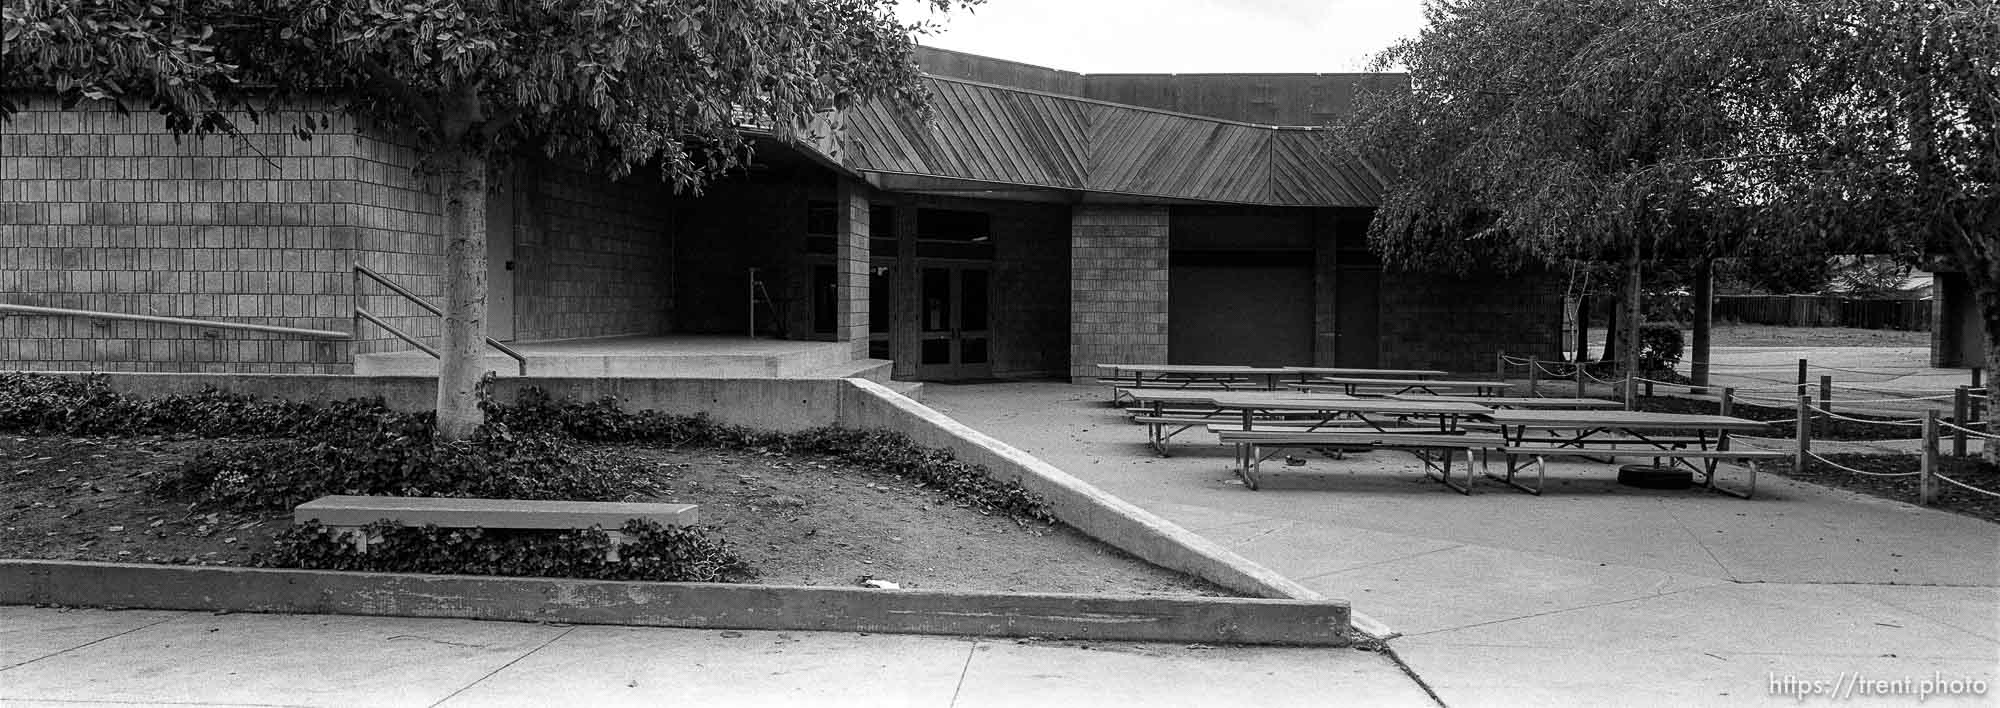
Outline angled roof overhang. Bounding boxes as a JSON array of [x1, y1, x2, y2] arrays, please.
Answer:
[[831, 75, 1386, 207]]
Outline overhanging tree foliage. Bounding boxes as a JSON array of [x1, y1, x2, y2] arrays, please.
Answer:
[[2, 0, 967, 439], [1344, 0, 1995, 431]]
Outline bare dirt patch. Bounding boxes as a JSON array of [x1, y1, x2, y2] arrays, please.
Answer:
[[0, 434, 1230, 597]]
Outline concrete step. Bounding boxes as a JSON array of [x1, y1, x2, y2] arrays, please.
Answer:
[[883, 380, 925, 401], [801, 358, 894, 383]]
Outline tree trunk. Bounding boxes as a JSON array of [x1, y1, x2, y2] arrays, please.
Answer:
[[434, 143, 490, 441], [1624, 245, 1643, 380], [1575, 293, 1591, 362], [1603, 296, 1621, 362], [1692, 257, 1713, 392]]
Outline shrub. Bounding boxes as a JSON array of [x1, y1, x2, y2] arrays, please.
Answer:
[[151, 428, 664, 513], [483, 387, 749, 447], [1637, 322, 1685, 373], [263, 519, 753, 583], [0, 372, 412, 438]]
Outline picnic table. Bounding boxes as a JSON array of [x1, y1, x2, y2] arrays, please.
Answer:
[[1280, 366, 1448, 379], [1098, 364, 1297, 403], [1479, 409, 1780, 498], [1296, 377, 1514, 397], [1214, 427, 1502, 493], [1208, 395, 1492, 434], [1122, 390, 1361, 454]]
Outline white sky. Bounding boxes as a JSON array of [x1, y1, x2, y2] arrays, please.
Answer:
[[894, 0, 1429, 74]]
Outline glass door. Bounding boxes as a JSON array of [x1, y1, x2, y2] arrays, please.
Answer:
[[916, 264, 992, 379]]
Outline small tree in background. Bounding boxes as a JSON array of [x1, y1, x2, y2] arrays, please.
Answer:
[[3, 0, 969, 439]]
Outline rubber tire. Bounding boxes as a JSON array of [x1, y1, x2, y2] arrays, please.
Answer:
[[1617, 464, 1693, 490]]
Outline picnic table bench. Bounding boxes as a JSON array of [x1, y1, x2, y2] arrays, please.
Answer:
[[294, 495, 700, 560], [1385, 395, 1621, 410], [1478, 410, 1777, 498], [1295, 377, 1514, 397], [1214, 428, 1505, 494]]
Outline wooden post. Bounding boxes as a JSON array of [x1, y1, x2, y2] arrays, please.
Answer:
[[1623, 375, 1637, 411], [1796, 358, 1809, 397], [1819, 374, 1833, 424], [1528, 355, 1540, 397], [1497, 350, 1508, 384], [1575, 360, 1586, 399], [1721, 387, 1735, 417], [1645, 379, 1655, 397], [1795, 394, 1811, 472], [1953, 386, 1969, 457], [1974, 368, 1984, 390], [1920, 409, 1939, 506]]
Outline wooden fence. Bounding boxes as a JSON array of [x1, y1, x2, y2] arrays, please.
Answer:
[[1714, 295, 1931, 331]]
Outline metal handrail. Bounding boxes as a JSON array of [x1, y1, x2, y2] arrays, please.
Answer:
[[0, 303, 352, 339], [351, 265, 528, 376]]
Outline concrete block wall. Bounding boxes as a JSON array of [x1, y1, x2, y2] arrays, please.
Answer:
[[1069, 205, 1170, 380], [511, 161, 673, 341], [0, 97, 427, 373], [348, 128, 445, 357], [835, 179, 871, 359], [1376, 269, 1564, 373]]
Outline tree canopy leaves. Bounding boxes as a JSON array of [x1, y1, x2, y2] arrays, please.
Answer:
[[1342, 0, 1997, 281], [3, 0, 970, 187]]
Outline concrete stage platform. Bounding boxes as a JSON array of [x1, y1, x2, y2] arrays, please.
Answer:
[[355, 335, 900, 386]]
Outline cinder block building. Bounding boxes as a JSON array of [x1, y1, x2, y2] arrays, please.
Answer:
[[0, 47, 1562, 381]]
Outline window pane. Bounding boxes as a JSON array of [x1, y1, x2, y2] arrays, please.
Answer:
[[961, 269, 989, 332], [812, 264, 837, 335], [961, 337, 988, 364], [921, 338, 951, 364], [869, 267, 893, 334], [922, 268, 951, 332]]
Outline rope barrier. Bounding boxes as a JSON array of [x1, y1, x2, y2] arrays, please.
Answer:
[[1933, 471, 2000, 499], [1839, 385, 1959, 400], [1534, 361, 1574, 377], [1733, 433, 1798, 442], [1937, 420, 2000, 440], [1804, 407, 1928, 426], [1583, 370, 1627, 386], [1817, 394, 1956, 404], [1803, 450, 1922, 477], [1810, 365, 1937, 376], [1500, 355, 1532, 365], [1731, 395, 1802, 407]]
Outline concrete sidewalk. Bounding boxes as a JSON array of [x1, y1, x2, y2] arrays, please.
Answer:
[[924, 381, 2000, 707], [0, 606, 1430, 707]]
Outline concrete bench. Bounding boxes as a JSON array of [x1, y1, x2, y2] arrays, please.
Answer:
[[294, 495, 700, 560], [1213, 429, 1505, 494], [1493, 447, 1786, 499]]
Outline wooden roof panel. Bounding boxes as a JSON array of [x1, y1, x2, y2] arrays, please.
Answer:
[[841, 77, 1380, 205]]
